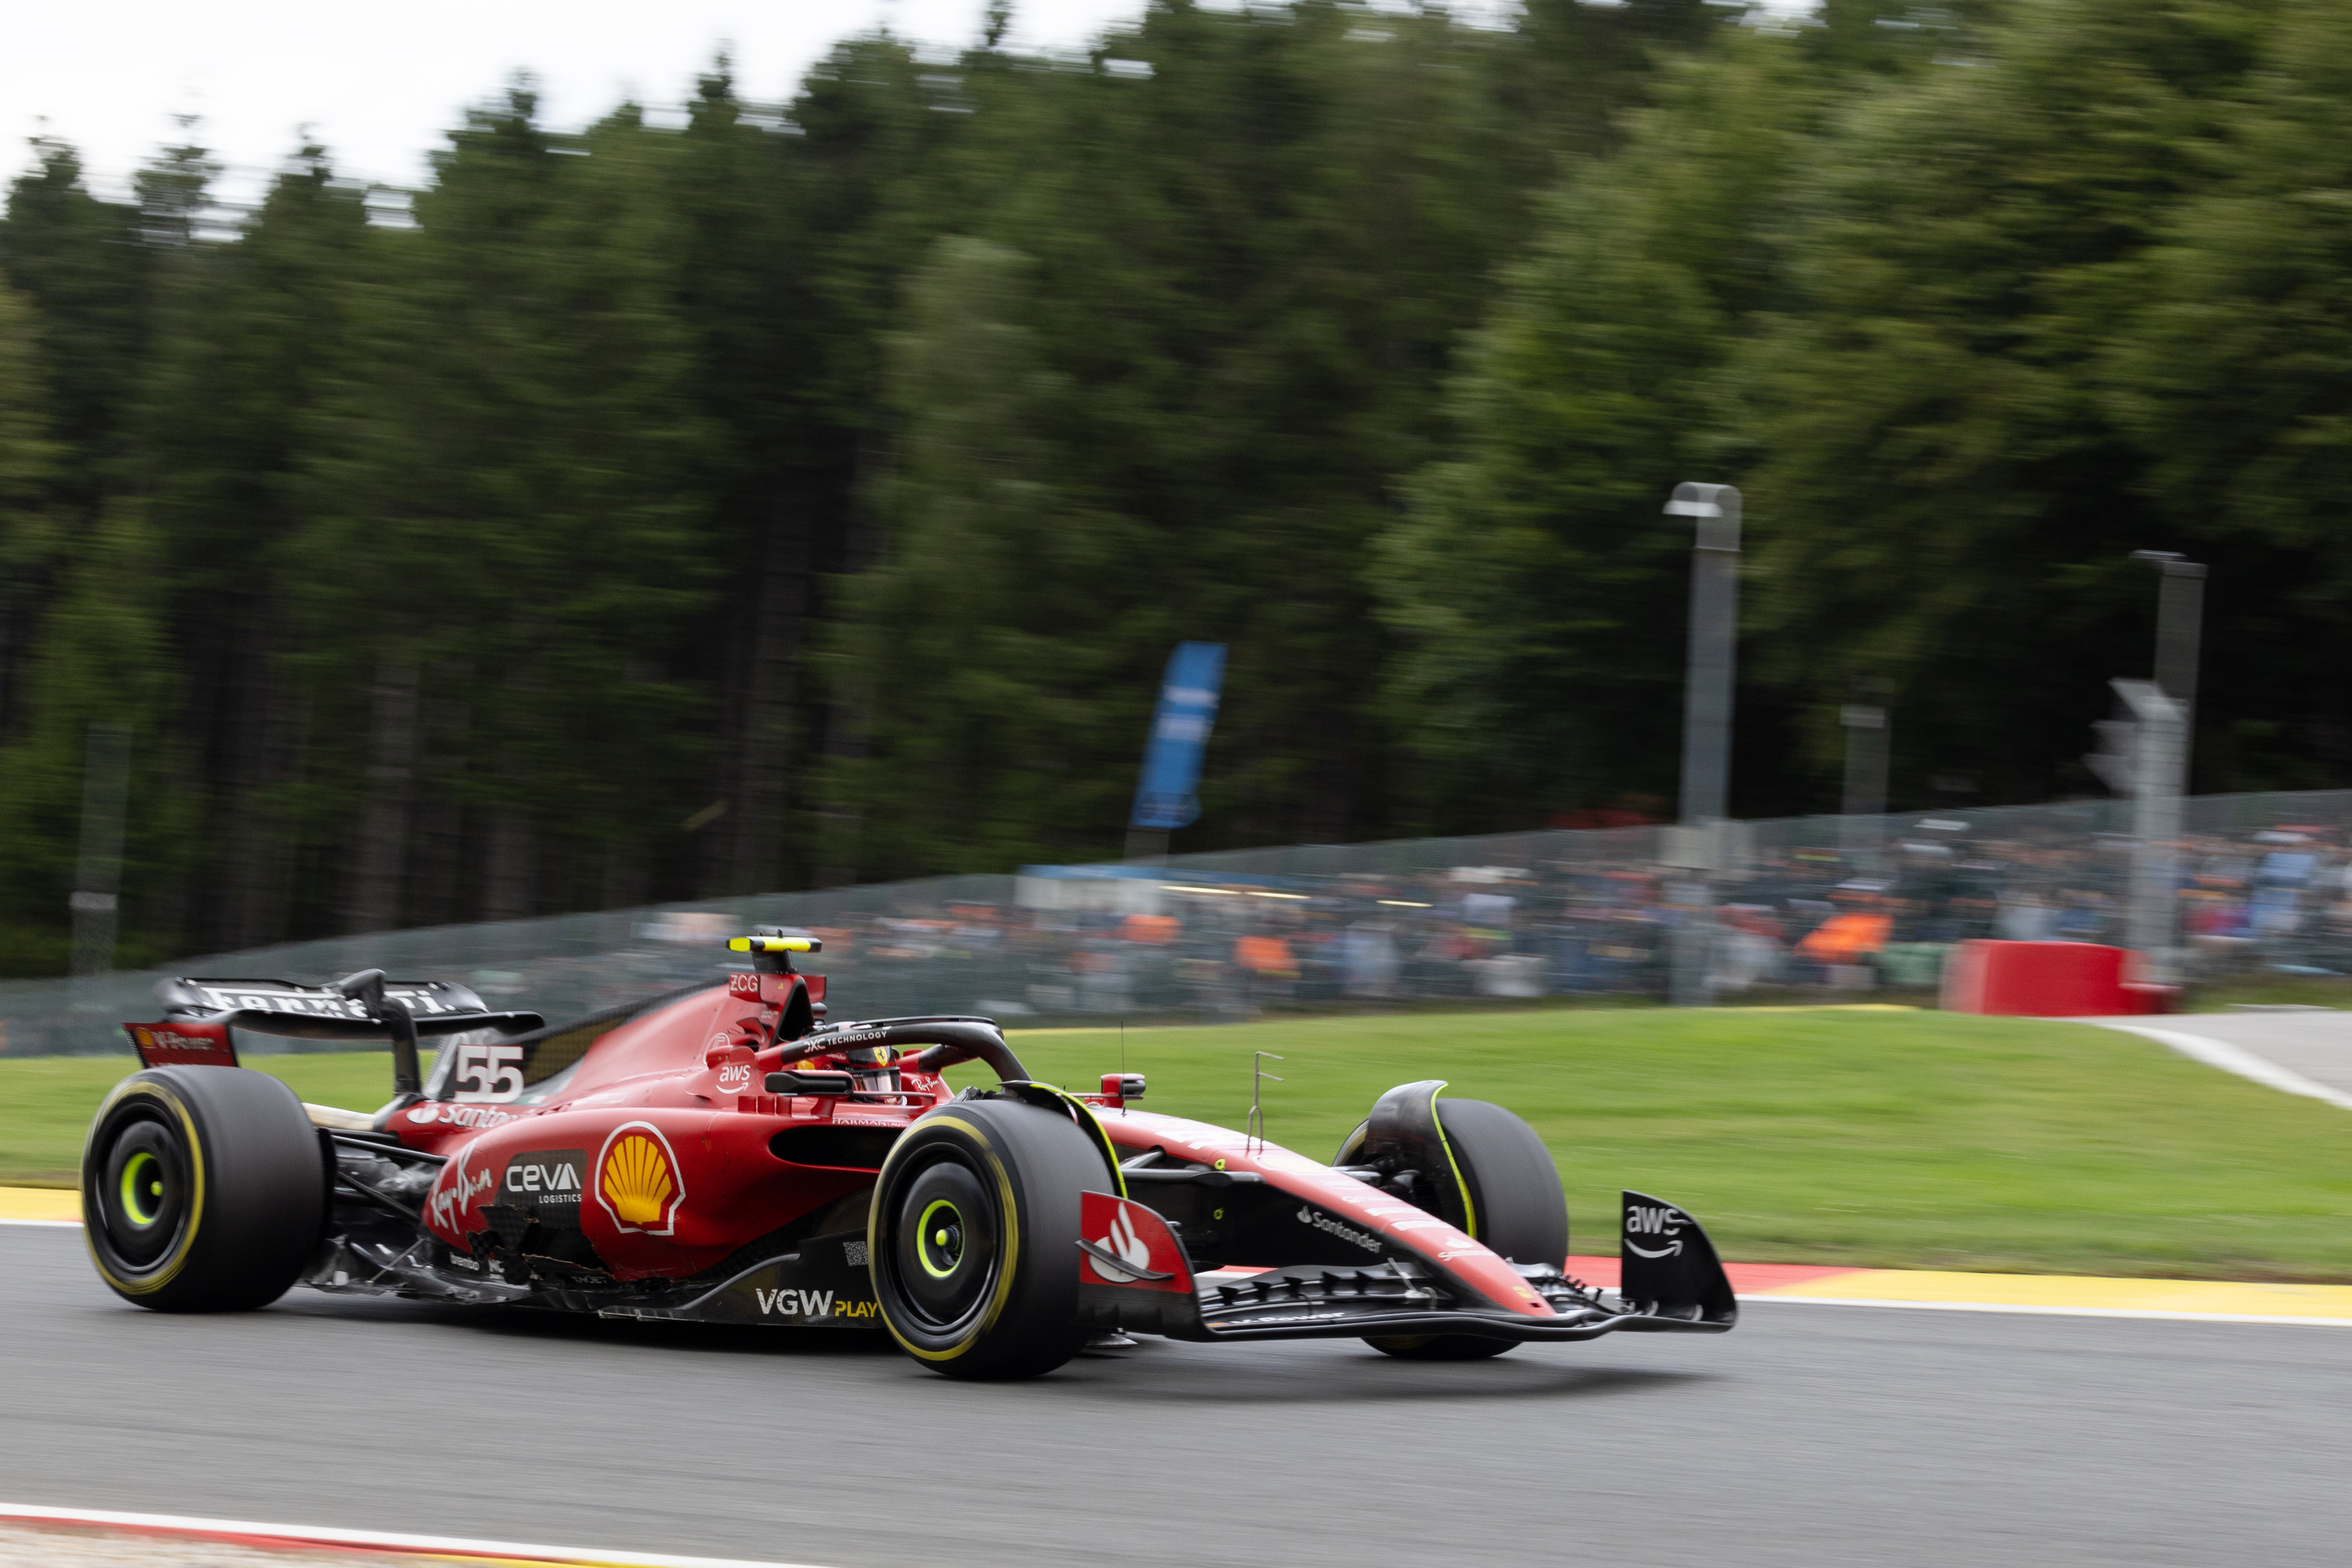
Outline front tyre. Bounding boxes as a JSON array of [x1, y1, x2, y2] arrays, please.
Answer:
[[82, 1067, 325, 1312], [1359, 1096, 1567, 1363], [1364, 1332, 1514, 1361], [869, 1099, 1112, 1380]]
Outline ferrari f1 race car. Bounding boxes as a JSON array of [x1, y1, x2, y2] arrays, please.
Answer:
[[84, 931, 1736, 1379]]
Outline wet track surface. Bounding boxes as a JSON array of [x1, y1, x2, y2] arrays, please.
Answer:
[[5, 1226, 2351, 1568]]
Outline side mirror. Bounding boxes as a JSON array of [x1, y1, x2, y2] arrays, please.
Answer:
[[1101, 1073, 1146, 1102]]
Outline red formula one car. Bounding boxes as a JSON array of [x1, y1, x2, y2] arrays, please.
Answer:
[[84, 931, 1736, 1379]]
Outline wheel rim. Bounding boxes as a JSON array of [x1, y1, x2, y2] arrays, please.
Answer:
[[885, 1154, 1000, 1335], [119, 1151, 163, 1225], [916, 1198, 965, 1279], [95, 1113, 191, 1269]]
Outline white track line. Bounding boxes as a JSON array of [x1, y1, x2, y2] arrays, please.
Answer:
[[0, 1504, 838, 1568], [0, 1218, 80, 1228], [1744, 1294, 2352, 1327], [2093, 1021, 2352, 1112]]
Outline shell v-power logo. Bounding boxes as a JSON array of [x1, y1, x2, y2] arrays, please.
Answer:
[[596, 1123, 686, 1235]]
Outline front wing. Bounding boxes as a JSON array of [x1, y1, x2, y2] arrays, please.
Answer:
[[1078, 1188, 1738, 1345]]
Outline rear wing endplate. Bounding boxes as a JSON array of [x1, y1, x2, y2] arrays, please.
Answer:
[[126, 973, 544, 1093]]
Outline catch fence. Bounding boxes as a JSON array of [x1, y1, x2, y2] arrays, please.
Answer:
[[5, 788, 2349, 1057]]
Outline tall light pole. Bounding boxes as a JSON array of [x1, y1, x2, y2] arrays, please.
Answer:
[[2104, 679, 2187, 977], [1665, 482, 1741, 1005], [2125, 551, 2204, 983], [2129, 550, 2205, 744], [1669, 484, 1742, 827]]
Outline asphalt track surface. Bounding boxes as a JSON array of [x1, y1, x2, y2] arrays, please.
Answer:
[[6, 1227, 2352, 1568]]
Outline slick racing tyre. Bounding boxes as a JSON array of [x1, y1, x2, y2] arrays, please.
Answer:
[[1363, 1097, 1567, 1363], [82, 1066, 325, 1312], [869, 1097, 1112, 1380]]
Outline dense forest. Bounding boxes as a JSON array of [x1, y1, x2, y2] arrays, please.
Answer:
[[2, 0, 2349, 974]]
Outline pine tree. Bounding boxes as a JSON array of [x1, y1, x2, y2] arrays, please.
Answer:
[[0, 279, 61, 747], [0, 502, 190, 974], [2110, 0, 2352, 785], [0, 141, 148, 513], [1735, 0, 2276, 803], [830, 2, 1557, 873], [138, 147, 372, 947], [827, 236, 1139, 876], [294, 88, 719, 930], [1377, 35, 1813, 827]]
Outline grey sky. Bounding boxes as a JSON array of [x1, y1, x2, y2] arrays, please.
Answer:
[[7, 0, 1531, 208], [5, 0, 1178, 205]]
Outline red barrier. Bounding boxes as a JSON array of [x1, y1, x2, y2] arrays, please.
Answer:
[[1939, 940, 2177, 1017]]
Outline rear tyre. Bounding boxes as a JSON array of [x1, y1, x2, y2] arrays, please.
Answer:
[[82, 1067, 325, 1312], [1359, 1096, 1567, 1362], [869, 1098, 1112, 1380]]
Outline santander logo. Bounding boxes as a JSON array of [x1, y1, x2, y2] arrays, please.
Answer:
[[1090, 1206, 1155, 1283]]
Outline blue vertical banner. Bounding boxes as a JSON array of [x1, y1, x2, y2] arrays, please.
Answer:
[[1130, 642, 1227, 831]]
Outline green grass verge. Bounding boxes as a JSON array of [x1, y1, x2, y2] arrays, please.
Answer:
[[0, 1051, 427, 1190], [980, 1008, 2352, 1281], [11, 1008, 2351, 1280]]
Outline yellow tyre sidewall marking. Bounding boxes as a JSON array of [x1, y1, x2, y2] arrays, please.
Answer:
[[1013, 1083, 1128, 1199], [83, 1077, 206, 1295], [874, 1114, 1021, 1364], [1425, 1082, 1478, 1241]]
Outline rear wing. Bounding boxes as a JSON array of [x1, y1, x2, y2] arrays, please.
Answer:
[[124, 971, 544, 1097]]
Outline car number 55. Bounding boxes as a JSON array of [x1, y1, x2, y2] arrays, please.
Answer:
[[453, 1042, 527, 1102]]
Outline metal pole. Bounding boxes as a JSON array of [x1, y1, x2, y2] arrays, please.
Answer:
[[2111, 680, 2185, 981], [1666, 483, 1741, 1005], [70, 722, 132, 977], [2126, 552, 2203, 980], [1671, 484, 1742, 826], [2132, 551, 2204, 777]]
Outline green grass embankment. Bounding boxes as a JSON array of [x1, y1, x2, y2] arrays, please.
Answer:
[[0, 1052, 422, 1189], [10, 1008, 2349, 1280]]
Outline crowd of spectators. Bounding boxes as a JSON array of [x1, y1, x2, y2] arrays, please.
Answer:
[[777, 817, 2352, 1019], [13, 805, 2352, 1055]]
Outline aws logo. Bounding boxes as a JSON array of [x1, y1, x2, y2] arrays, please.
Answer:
[[595, 1123, 686, 1235], [1624, 1203, 1685, 1259]]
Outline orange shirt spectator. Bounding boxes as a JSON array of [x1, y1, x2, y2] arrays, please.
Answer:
[[1121, 914, 1179, 945], [1234, 934, 1298, 978], [1797, 913, 1891, 962]]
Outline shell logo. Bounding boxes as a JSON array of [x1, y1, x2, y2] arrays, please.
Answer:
[[594, 1122, 686, 1235]]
